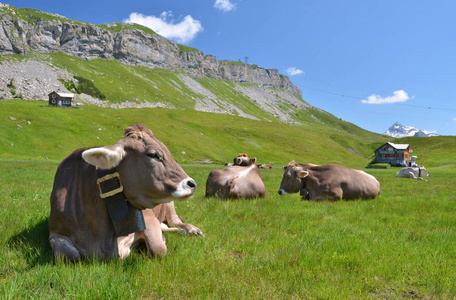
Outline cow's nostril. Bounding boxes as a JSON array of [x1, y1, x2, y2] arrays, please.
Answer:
[[187, 179, 197, 189]]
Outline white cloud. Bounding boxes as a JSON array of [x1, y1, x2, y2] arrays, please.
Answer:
[[123, 12, 203, 44], [361, 90, 410, 104], [286, 67, 304, 76], [214, 0, 236, 12], [452, 117, 456, 121]]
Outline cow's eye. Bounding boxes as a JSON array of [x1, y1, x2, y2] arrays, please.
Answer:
[[147, 151, 161, 160]]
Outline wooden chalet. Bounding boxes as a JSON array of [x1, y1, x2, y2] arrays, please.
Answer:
[[48, 91, 74, 107], [374, 142, 413, 165]]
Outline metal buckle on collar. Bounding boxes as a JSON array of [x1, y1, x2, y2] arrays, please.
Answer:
[[97, 172, 124, 199]]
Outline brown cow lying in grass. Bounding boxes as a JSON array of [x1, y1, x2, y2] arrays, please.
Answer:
[[49, 124, 203, 262], [206, 153, 266, 199], [278, 161, 380, 201], [257, 162, 274, 169], [224, 153, 254, 167], [396, 166, 429, 180]]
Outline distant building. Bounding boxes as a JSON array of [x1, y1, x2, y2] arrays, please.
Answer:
[[48, 91, 74, 107], [374, 141, 413, 166]]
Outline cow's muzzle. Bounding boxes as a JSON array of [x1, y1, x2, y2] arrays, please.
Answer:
[[278, 189, 287, 195], [172, 178, 197, 199]]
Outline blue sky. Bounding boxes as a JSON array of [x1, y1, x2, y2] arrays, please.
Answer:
[[4, 0, 456, 135]]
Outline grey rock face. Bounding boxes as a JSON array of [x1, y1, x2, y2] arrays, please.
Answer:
[[0, 4, 302, 98], [0, 59, 73, 100]]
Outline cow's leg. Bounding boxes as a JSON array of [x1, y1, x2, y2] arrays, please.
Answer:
[[314, 195, 337, 201], [160, 222, 182, 232], [308, 188, 339, 201], [300, 188, 309, 200], [117, 233, 135, 259], [50, 235, 81, 263], [405, 171, 415, 178], [164, 202, 204, 236], [141, 209, 167, 257], [329, 187, 343, 200], [117, 219, 168, 259], [307, 189, 322, 201]]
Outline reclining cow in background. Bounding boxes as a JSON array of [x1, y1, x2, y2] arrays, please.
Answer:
[[278, 161, 380, 201], [224, 153, 254, 167], [206, 153, 265, 199], [257, 162, 274, 169], [49, 124, 203, 262], [396, 166, 429, 180]]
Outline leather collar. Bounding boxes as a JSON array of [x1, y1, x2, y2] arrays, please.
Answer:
[[97, 168, 146, 237]]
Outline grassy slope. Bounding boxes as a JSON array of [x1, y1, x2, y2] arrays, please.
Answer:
[[2, 100, 454, 168], [41, 51, 312, 123], [0, 100, 388, 168], [394, 136, 456, 168]]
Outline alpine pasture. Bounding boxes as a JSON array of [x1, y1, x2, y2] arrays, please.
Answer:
[[1, 100, 455, 299]]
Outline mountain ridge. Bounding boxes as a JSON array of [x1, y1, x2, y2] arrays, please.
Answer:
[[0, 3, 301, 98]]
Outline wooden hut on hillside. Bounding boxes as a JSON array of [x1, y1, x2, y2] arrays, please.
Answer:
[[48, 91, 74, 107]]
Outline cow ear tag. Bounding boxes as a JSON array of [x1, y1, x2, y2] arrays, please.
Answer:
[[297, 170, 309, 178], [251, 157, 256, 164]]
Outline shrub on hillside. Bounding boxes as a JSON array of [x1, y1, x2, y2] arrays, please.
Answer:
[[74, 76, 106, 100]]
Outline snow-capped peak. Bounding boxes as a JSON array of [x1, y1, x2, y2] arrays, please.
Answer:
[[384, 121, 439, 138]]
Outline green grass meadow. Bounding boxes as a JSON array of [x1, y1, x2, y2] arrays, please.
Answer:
[[1, 100, 456, 298], [1, 161, 456, 299]]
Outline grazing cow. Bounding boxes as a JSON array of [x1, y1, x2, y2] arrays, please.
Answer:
[[396, 166, 429, 180], [49, 124, 203, 262], [206, 154, 265, 199], [278, 161, 380, 201], [258, 162, 274, 169]]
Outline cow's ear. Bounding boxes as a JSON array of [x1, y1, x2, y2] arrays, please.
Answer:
[[297, 170, 309, 178], [82, 145, 126, 169], [251, 157, 256, 164]]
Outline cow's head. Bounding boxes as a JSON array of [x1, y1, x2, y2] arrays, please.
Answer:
[[419, 166, 429, 177], [278, 161, 309, 195], [82, 124, 196, 209], [234, 153, 256, 166]]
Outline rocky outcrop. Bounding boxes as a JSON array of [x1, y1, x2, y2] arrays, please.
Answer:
[[0, 3, 302, 98], [0, 59, 74, 100]]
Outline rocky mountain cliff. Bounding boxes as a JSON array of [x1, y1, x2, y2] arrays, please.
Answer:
[[0, 3, 301, 98]]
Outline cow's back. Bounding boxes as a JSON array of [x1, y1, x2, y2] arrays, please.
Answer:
[[49, 148, 118, 259], [397, 167, 418, 178], [225, 166, 265, 199], [345, 169, 380, 199], [206, 165, 265, 199], [308, 164, 380, 200]]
